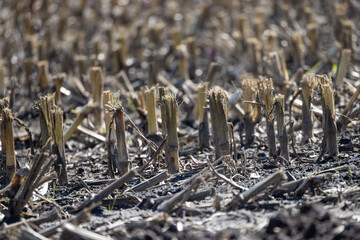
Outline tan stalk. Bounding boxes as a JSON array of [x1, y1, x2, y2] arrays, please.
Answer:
[[291, 32, 304, 70], [237, 14, 248, 49], [198, 82, 209, 149], [242, 79, 262, 145], [64, 104, 94, 142], [1, 108, 16, 180], [90, 67, 104, 128], [53, 73, 66, 105], [177, 45, 189, 80], [275, 95, 289, 160], [264, 51, 289, 94], [137, 89, 146, 112], [172, 28, 181, 47], [301, 75, 315, 142], [335, 49, 351, 86], [158, 87, 169, 135], [267, 30, 278, 52], [38, 93, 56, 147], [113, 104, 129, 175], [103, 90, 114, 138], [341, 20, 354, 51], [209, 89, 230, 159], [145, 86, 158, 135], [51, 107, 68, 185], [307, 23, 318, 54], [38, 60, 49, 92], [259, 78, 276, 156], [318, 75, 338, 156], [246, 38, 262, 76], [163, 94, 179, 173]]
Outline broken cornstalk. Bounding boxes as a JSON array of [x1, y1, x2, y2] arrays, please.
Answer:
[[275, 95, 289, 160], [198, 82, 209, 149], [209, 89, 230, 159], [242, 79, 261, 146], [145, 86, 158, 135], [259, 78, 276, 156], [163, 94, 179, 173]]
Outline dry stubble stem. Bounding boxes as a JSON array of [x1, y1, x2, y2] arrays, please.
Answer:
[[1, 108, 16, 179], [301, 76, 314, 142], [90, 67, 104, 128], [114, 106, 129, 175], [52, 107, 68, 185], [64, 104, 94, 142], [145, 86, 158, 135], [198, 82, 209, 149], [275, 95, 289, 160], [38, 60, 49, 92], [163, 94, 179, 173], [209, 90, 230, 159], [158, 87, 169, 135], [260, 79, 276, 156], [320, 81, 338, 156]]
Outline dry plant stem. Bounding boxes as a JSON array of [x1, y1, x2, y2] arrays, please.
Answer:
[[64, 104, 94, 142], [209, 90, 230, 159], [148, 62, 156, 87], [138, 135, 167, 175], [242, 80, 261, 146], [339, 83, 360, 131], [246, 38, 262, 75], [24, 58, 33, 97], [158, 177, 202, 212], [145, 86, 158, 135], [291, 32, 304, 70], [132, 170, 168, 192], [267, 30, 278, 52], [38, 61, 49, 92], [51, 107, 68, 185], [260, 79, 276, 156], [158, 87, 169, 135], [22, 227, 51, 240], [275, 95, 289, 160], [163, 94, 179, 173], [78, 168, 137, 211], [10, 140, 55, 215], [38, 93, 56, 147], [90, 67, 104, 128], [206, 62, 220, 87], [335, 49, 351, 86], [75, 55, 89, 90], [198, 82, 209, 149], [320, 80, 338, 156], [273, 173, 332, 196], [208, 160, 247, 191], [301, 76, 314, 142], [114, 105, 129, 175], [61, 223, 114, 240], [0, 66, 6, 98], [226, 168, 285, 210], [307, 23, 318, 54], [289, 90, 303, 162], [102, 90, 114, 138], [1, 108, 16, 179], [177, 46, 189, 80], [53, 73, 66, 105], [40, 202, 99, 237]]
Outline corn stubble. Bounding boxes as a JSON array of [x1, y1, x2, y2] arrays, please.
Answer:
[[162, 94, 179, 174], [209, 89, 230, 159]]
